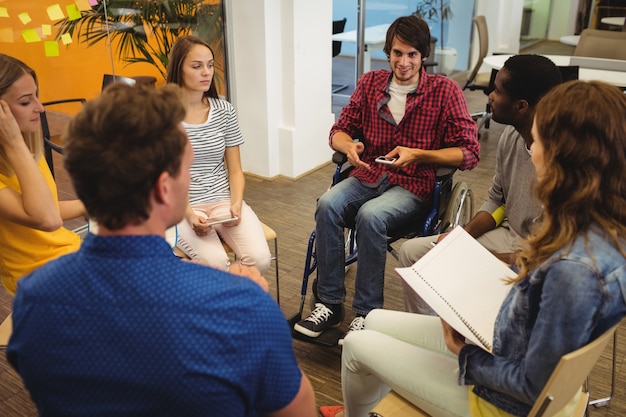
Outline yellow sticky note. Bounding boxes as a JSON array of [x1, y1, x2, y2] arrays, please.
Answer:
[[44, 41, 60, 57], [21, 28, 40, 43], [66, 4, 81, 21], [0, 27, 14, 43], [18, 12, 32, 25], [42, 24, 52, 36], [61, 32, 72, 45], [0, 7, 9, 18], [75, 0, 91, 12], [47, 4, 64, 21]]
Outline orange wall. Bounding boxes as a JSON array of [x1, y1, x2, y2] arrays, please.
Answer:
[[1, 0, 225, 111], [0, 1, 162, 107]]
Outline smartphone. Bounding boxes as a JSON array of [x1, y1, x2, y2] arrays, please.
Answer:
[[207, 215, 239, 226], [375, 156, 397, 165]]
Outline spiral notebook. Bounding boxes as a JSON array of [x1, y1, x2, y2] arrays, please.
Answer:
[[396, 226, 516, 351]]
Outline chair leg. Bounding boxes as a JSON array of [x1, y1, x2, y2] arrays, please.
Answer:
[[272, 236, 280, 307], [588, 329, 617, 408]]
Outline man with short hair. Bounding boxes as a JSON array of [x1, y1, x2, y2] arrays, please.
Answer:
[[294, 15, 479, 341], [7, 83, 316, 417], [398, 54, 563, 314]]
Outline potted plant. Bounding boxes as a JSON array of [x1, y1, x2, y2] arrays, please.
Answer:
[[54, 0, 226, 93], [414, 0, 456, 75]]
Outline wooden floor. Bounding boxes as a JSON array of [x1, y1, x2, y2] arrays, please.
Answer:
[[1, 41, 625, 416]]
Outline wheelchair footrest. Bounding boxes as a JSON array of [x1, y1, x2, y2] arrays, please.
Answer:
[[287, 314, 343, 347]]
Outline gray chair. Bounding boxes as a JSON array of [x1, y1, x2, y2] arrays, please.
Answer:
[[574, 29, 626, 60], [463, 16, 492, 131]]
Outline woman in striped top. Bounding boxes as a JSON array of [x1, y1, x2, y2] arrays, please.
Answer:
[[166, 36, 270, 273]]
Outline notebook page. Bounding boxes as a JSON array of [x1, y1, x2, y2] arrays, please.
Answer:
[[396, 226, 516, 350]]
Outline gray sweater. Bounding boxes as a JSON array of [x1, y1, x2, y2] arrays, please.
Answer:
[[479, 125, 542, 238]]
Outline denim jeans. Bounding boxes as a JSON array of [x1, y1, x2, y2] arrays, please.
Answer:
[[315, 176, 427, 315]]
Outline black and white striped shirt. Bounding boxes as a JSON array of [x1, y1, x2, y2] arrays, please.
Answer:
[[183, 97, 244, 204]]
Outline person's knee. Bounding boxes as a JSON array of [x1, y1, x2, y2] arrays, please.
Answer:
[[240, 248, 271, 274], [398, 236, 435, 267]]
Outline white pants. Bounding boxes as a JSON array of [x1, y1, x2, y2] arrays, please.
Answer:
[[341, 309, 471, 417], [177, 200, 271, 273]]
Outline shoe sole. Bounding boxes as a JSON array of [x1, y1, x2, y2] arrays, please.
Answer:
[[293, 322, 341, 338]]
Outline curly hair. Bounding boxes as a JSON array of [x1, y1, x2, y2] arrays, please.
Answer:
[[516, 81, 626, 279], [501, 54, 562, 105], [63, 83, 188, 230]]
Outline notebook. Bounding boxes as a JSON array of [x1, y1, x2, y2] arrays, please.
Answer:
[[396, 226, 517, 351]]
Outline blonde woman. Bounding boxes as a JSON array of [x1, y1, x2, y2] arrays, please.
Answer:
[[0, 54, 83, 294]]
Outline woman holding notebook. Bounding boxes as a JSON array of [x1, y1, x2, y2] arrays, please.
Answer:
[[320, 81, 626, 417]]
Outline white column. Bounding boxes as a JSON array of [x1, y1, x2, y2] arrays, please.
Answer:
[[227, 0, 335, 179]]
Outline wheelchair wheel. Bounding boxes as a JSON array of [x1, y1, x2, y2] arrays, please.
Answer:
[[439, 181, 473, 233]]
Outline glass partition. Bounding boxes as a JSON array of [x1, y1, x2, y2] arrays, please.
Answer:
[[0, 0, 228, 104]]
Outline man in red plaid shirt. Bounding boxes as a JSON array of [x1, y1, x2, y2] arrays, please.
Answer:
[[294, 15, 479, 342]]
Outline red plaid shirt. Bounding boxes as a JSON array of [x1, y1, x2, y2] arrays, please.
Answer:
[[330, 68, 480, 203]]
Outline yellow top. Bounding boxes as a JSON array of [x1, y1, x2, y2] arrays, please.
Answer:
[[468, 386, 582, 417], [0, 157, 81, 295]]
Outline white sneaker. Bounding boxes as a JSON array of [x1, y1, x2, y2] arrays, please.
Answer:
[[338, 316, 366, 346]]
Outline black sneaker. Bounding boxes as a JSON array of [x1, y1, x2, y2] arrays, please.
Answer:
[[294, 303, 344, 337], [338, 316, 366, 346]]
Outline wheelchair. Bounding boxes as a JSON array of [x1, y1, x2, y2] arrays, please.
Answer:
[[289, 151, 474, 346]]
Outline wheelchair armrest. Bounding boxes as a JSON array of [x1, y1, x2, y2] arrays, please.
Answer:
[[435, 165, 457, 181], [332, 151, 348, 165]]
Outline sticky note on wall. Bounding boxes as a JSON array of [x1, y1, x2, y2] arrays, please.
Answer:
[[61, 32, 72, 45], [18, 12, 32, 25], [0, 7, 9, 18], [47, 4, 65, 21], [75, 0, 92, 12], [44, 41, 60, 57], [21, 28, 40, 42], [66, 4, 82, 20]]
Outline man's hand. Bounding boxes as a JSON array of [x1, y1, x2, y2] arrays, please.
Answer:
[[345, 141, 370, 170], [385, 146, 419, 168], [229, 264, 269, 292]]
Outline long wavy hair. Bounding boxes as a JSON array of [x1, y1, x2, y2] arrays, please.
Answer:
[[515, 81, 626, 280], [0, 54, 43, 176]]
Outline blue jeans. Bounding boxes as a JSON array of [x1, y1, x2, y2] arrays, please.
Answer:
[[315, 176, 427, 316]]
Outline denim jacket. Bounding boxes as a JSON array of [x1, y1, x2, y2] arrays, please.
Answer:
[[458, 228, 626, 416]]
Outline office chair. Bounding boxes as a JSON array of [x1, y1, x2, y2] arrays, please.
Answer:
[[40, 98, 87, 178], [0, 313, 11, 350], [463, 16, 492, 131], [463, 16, 489, 92], [574, 29, 626, 60], [369, 320, 621, 417], [332, 18, 349, 94]]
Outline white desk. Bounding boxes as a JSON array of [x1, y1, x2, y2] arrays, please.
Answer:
[[483, 54, 626, 88], [332, 23, 389, 73], [559, 35, 580, 46], [601, 16, 625, 27]]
